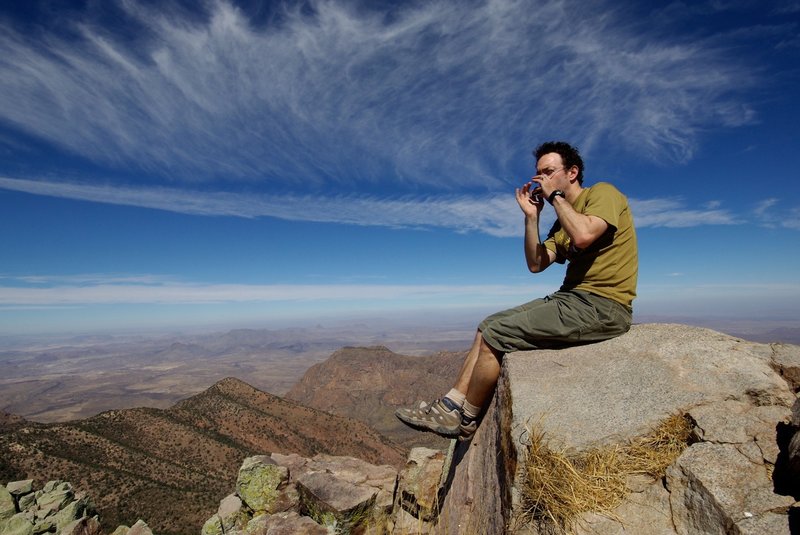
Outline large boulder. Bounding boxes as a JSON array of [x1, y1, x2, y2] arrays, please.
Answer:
[[435, 324, 799, 534], [504, 324, 794, 451]]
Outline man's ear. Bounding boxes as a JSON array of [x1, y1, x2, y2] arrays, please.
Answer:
[[567, 165, 580, 183]]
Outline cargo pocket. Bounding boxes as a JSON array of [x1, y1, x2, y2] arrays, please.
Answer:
[[598, 299, 631, 337]]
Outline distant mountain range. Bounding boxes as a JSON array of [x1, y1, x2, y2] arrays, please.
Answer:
[[0, 324, 474, 422], [0, 375, 405, 535], [287, 345, 466, 450]]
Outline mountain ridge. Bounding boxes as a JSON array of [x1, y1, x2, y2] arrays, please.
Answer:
[[0, 376, 405, 535], [287, 345, 467, 450]]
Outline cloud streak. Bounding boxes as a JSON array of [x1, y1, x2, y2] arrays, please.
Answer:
[[0, 175, 751, 235], [0, 275, 531, 306], [3, 274, 798, 313], [629, 198, 737, 228], [0, 0, 758, 192]]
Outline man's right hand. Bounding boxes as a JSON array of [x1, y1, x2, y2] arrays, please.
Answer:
[[515, 181, 544, 218]]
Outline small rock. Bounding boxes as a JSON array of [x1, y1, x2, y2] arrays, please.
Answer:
[[5, 481, 33, 497], [59, 516, 103, 535], [16, 494, 35, 512], [126, 519, 153, 535], [392, 506, 435, 535], [200, 515, 223, 535], [245, 512, 328, 535], [41, 481, 66, 494], [395, 448, 445, 522], [35, 485, 73, 519], [53, 498, 89, 532], [217, 494, 244, 532], [667, 442, 794, 534], [296, 471, 377, 530], [270, 453, 309, 474], [735, 511, 791, 535], [0, 513, 34, 535], [236, 456, 290, 514], [0, 487, 15, 521]]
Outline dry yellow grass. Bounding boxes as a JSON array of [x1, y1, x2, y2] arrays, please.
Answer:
[[519, 413, 693, 534]]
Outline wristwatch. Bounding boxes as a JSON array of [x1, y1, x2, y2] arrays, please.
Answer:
[[548, 190, 566, 204]]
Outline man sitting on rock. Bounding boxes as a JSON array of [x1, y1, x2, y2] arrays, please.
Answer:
[[396, 141, 638, 441]]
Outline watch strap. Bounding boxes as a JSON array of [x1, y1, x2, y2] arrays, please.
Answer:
[[548, 190, 565, 204]]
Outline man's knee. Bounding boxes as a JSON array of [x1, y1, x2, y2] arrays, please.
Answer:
[[479, 333, 504, 361]]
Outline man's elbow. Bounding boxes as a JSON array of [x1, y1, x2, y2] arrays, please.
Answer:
[[572, 220, 609, 249], [527, 260, 548, 273], [572, 229, 603, 250], [571, 235, 595, 249]]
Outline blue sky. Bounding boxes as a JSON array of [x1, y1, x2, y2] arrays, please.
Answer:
[[1, 0, 799, 336]]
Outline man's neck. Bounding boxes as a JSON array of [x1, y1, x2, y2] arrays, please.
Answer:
[[565, 184, 584, 204]]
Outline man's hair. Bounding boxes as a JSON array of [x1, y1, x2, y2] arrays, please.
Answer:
[[533, 141, 584, 185]]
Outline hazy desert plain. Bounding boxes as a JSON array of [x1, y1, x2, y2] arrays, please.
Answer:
[[0, 319, 477, 422], [2, 313, 798, 423]]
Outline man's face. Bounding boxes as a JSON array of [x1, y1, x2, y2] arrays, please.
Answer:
[[536, 152, 570, 187]]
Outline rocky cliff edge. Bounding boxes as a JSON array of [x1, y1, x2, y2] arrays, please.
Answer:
[[199, 323, 800, 534], [437, 323, 800, 534]]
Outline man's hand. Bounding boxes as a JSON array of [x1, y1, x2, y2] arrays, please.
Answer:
[[517, 180, 555, 272], [515, 181, 544, 218], [531, 171, 558, 202]]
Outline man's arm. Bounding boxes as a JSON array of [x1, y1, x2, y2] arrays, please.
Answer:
[[523, 214, 557, 272], [516, 184, 557, 273], [550, 196, 608, 250]]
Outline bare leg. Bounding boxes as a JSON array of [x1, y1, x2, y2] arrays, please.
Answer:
[[450, 329, 504, 409], [452, 330, 484, 395], [464, 336, 503, 408], [395, 330, 502, 439]]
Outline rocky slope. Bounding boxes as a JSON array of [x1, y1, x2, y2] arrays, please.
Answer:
[[286, 346, 466, 450], [0, 377, 404, 535]]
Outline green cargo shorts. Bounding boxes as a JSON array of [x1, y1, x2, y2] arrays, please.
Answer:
[[479, 290, 632, 353]]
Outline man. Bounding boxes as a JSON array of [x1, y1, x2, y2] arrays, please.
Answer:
[[396, 141, 638, 441]]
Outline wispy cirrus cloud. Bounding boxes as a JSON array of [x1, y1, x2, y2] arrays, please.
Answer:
[[0, 275, 534, 306], [0, 0, 759, 192], [3, 274, 799, 314], [0, 175, 758, 235], [751, 198, 800, 230], [0, 273, 178, 286], [0, 175, 523, 236], [783, 207, 800, 230], [629, 198, 738, 228]]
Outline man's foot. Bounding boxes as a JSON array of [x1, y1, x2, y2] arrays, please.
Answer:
[[458, 416, 478, 442], [395, 399, 461, 438]]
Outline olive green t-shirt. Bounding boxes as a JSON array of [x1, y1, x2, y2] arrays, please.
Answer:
[[543, 182, 638, 308]]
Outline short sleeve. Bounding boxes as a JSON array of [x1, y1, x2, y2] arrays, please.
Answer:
[[543, 221, 567, 264], [582, 182, 624, 230]]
